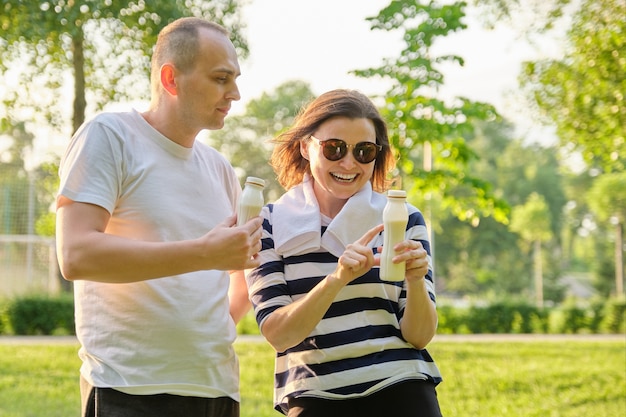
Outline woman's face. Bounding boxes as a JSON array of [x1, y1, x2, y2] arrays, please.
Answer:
[[301, 116, 377, 217]]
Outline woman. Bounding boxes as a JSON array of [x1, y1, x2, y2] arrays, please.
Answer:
[[246, 89, 443, 417]]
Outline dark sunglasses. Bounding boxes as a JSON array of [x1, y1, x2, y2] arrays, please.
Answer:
[[310, 136, 382, 164]]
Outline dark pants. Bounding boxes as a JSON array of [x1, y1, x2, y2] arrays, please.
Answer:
[[80, 377, 239, 417], [287, 380, 442, 417]]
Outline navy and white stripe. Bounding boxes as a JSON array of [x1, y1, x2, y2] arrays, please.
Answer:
[[246, 203, 442, 415]]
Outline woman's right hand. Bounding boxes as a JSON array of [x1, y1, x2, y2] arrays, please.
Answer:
[[333, 224, 384, 284]]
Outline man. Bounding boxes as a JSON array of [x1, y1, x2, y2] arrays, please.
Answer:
[[56, 17, 262, 417]]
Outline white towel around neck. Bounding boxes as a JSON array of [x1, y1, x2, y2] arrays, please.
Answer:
[[271, 176, 387, 258]]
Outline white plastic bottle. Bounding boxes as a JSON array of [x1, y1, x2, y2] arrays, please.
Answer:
[[237, 177, 265, 226], [380, 190, 409, 282]]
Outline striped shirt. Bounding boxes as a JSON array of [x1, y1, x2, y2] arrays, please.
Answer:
[[246, 192, 442, 414]]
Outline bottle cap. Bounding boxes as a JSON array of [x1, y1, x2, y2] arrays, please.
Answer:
[[387, 190, 406, 198], [245, 177, 265, 188]]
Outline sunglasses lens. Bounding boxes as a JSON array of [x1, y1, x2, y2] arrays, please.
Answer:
[[354, 143, 379, 163], [321, 139, 347, 161]]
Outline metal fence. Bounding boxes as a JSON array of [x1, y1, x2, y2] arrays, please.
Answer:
[[1, 149, 61, 297], [0, 234, 60, 297]]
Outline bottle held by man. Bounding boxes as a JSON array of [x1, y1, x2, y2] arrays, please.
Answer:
[[237, 177, 265, 226]]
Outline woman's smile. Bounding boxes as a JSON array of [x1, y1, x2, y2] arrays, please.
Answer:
[[330, 172, 358, 183]]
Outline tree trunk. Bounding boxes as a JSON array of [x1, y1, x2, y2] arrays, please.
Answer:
[[534, 239, 543, 308], [615, 221, 624, 296], [72, 27, 86, 135]]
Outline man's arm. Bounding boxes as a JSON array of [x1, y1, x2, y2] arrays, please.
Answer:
[[228, 270, 252, 325], [56, 197, 262, 283]]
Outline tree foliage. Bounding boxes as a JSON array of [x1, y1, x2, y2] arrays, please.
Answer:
[[519, 0, 625, 173], [471, 0, 624, 298], [353, 0, 508, 225], [436, 120, 566, 301], [587, 172, 626, 296], [510, 192, 552, 244], [587, 173, 626, 225], [471, 0, 577, 32], [0, 0, 249, 134]]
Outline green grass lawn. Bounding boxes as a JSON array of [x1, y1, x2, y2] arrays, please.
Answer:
[[0, 337, 624, 416]]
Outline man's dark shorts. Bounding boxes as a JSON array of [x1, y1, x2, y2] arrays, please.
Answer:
[[80, 376, 239, 417]]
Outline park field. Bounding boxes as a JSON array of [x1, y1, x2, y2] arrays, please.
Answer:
[[0, 336, 624, 417]]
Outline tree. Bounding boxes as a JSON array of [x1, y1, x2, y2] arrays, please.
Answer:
[[560, 170, 594, 270], [587, 172, 626, 296], [519, 0, 625, 174], [452, 0, 623, 302], [435, 120, 566, 302], [434, 121, 520, 298], [510, 193, 553, 307], [504, 0, 625, 298], [354, 0, 508, 226], [0, 0, 249, 135]]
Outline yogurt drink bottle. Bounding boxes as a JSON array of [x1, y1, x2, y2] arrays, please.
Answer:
[[380, 190, 409, 282], [237, 177, 265, 226]]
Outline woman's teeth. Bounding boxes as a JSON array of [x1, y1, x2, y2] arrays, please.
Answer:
[[331, 173, 357, 182]]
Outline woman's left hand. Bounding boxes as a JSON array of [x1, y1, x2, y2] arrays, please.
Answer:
[[392, 240, 429, 282]]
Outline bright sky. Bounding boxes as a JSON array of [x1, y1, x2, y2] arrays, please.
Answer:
[[234, 0, 564, 144], [234, 0, 400, 107]]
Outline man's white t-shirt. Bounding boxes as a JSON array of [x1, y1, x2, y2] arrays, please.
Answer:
[[58, 110, 243, 400]]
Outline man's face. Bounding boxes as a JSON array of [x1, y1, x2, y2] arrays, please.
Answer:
[[176, 28, 241, 131]]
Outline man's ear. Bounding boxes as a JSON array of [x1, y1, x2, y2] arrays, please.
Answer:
[[160, 63, 178, 96]]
